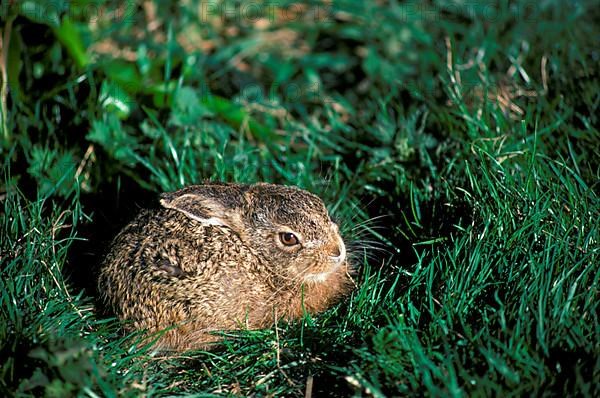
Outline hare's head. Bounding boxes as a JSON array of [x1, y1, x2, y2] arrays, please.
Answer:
[[160, 182, 346, 284]]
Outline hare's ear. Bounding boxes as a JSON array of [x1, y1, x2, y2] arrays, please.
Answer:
[[159, 185, 246, 231]]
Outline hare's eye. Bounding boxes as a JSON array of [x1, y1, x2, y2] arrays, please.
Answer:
[[279, 232, 300, 246]]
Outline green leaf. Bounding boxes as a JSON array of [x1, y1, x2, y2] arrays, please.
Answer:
[[87, 113, 139, 166], [52, 17, 89, 69], [202, 94, 277, 146], [168, 86, 212, 127], [7, 25, 23, 103], [26, 146, 78, 198], [99, 80, 133, 118], [101, 59, 144, 93]]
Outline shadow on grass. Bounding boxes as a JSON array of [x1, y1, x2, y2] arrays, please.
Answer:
[[65, 174, 156, 304]]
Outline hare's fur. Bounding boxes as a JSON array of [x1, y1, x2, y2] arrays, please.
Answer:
[[99, 182, 353, 351]]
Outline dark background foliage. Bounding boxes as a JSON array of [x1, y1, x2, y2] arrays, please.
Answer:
[[1, 0, 598, 396]]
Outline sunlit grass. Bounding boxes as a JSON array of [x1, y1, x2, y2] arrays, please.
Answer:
[[1, 0, 598, 396]]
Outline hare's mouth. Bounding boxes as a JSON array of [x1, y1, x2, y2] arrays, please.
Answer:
[[302, 237, 346, 284], [303, 260, 345, 284], [304, 271, 332, 283]]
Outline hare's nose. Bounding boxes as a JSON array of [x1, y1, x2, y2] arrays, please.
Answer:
[[329, 238, 346, 263]]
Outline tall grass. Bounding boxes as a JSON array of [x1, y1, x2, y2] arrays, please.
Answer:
[[1, 0, 598, 396]]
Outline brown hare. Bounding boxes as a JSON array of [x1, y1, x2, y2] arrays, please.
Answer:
[[98, 182, 354, 352]]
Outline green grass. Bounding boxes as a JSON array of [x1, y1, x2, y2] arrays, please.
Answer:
[[1, 0, 599, 396]]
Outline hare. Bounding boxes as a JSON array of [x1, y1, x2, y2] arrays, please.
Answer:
[[98, 182, 354, 352]]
